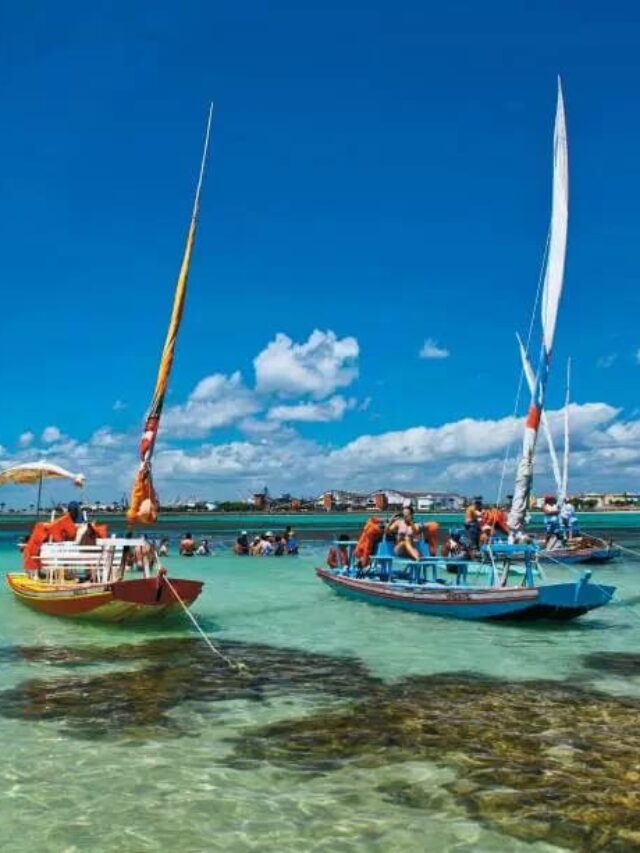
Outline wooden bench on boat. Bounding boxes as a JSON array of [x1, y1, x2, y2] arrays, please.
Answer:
[[38, 538, 145, 585]]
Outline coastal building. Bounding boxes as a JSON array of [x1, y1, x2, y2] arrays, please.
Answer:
[[370, 489, 464, 511]]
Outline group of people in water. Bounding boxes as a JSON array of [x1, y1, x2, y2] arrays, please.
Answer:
[[233, 526, 299, 556]]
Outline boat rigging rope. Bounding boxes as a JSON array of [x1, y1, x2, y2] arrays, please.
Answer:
[[163, 576, 249, 675], [495, 230, 551, 506]]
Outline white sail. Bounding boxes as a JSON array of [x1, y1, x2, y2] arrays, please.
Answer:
[[560, 358, 571, 502], [508, 80, 569, 535], [516, 333, 562, 495], [541, 78, 569, 356]]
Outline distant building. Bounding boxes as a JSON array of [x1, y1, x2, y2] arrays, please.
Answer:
[[370, 489, 464, 511], [252, 493, 268, 511]]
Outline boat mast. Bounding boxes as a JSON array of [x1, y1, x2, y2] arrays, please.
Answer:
[[127, 104, 213, 526], [516, 332, 563, 496], [560, 357, 571, 502], [507, 79, 569, 536]]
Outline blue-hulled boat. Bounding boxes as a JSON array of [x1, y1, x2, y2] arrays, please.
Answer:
[[316, 542, 615, 621]]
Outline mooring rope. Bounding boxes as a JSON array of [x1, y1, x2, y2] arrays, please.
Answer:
[[163, 575, 249, 674]]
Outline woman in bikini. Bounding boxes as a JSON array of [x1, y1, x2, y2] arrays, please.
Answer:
[[387, 502, 421, 561]]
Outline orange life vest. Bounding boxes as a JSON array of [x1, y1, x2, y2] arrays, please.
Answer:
[[354, 517, 383, 568]]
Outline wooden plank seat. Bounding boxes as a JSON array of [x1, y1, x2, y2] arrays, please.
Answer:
[[38, 538, 145, 584]]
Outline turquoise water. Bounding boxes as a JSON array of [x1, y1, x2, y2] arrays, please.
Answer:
[[0, 520, 639, 851]]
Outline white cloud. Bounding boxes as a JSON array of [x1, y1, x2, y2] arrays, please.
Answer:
[[162, 372, 261, 439], [254, 330, 359, 399], [18, 431, 35, 448], [41, 426, 63, 444], [419, 338, 450, 360], [597, 353, 617, 369], [113, 399, 127, 411], [267, 395, 355, 423], [90, 427, 127, 448]]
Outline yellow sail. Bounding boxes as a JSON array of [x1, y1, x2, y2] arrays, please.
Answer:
[[127, 105, 213, 525]]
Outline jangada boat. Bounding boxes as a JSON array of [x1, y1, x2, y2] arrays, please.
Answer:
[[4, 107, 214, 622], [7, 534, 202, 621], [537, 534, 621, 565], [316, 542, 614, 621], [318, 82, 616, 622]]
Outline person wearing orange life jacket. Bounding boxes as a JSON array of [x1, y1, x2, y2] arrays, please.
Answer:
[[482, 506, 509, 537], [23, 501, 82, 572]]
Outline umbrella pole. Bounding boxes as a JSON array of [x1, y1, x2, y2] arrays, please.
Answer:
[[36, 473, 43, 518]]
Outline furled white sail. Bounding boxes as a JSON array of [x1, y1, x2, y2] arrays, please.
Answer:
[[541, 78, 569, 356], [508, 80, 569, 536], [516, 333, 562, 496]]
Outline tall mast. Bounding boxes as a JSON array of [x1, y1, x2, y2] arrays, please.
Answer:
[[560, 357, 571, 502], [508, 79, 569, 535], [127, 105, 214, 525]]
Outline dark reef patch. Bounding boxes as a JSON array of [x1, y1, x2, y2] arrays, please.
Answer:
[[229, 672, 640, 850], [0, 638, 381, 739], [582, 651, 640, 677], [2, 638, 640, 848]]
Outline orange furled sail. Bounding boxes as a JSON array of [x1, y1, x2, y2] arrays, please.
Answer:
[[127, 105, 213, 525]]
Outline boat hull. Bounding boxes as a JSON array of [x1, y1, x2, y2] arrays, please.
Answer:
[[6, 574, 203, 622], [537, 545, 621, 565], [316, 568, 614, 621]]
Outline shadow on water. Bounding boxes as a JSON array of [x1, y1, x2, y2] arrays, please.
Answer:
[[0, 637, 639, 849]]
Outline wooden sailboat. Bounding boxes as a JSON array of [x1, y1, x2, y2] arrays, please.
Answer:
[[317, 82, 615, 620], [518, 352, 619, 564], [6, 108, 213, 620]]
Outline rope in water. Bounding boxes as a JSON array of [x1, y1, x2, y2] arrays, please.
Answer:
[[163, 575, 249, 674]]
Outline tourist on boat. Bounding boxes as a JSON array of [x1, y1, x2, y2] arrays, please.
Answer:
[[158, 537, 170, 557], [327, 534, 350, 568], [196, 538, 210, 556], [543, 495, 561, 543], [23, 500, 105, 572], [387, 501, 421, 561], [179, 532, 196, 556], [442, 528, 471, 558], [234, 530, 250, 555], [464, 497, 483, 550], [481, 506, 509, 537], [559, 499, 579, 539], [134, 535, 157, 577]]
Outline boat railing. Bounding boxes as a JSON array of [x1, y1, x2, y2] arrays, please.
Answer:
[[39, 538, 145, 585], [330, 539, 542, 588]]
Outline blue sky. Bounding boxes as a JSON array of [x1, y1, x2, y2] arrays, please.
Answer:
[[1, 1, 640, 504]]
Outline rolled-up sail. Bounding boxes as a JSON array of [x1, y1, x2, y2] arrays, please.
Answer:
[[127, 105, 213, 525], [508, 80, 568, 535], [516, 333, 562, 496]]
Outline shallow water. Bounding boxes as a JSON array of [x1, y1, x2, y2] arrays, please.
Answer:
[[0, 521, 639, 851]]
